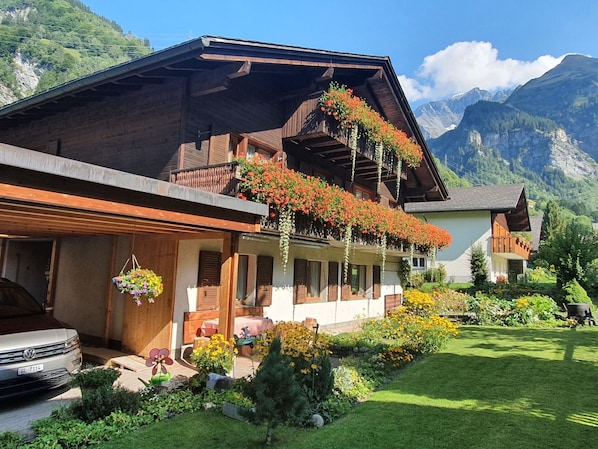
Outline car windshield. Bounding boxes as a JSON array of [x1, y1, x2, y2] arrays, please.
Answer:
[[0, 284, 45, 318]]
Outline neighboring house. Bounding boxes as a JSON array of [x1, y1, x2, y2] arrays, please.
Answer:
[[405, 184, 532, 283], [0, 36, 449, 358]]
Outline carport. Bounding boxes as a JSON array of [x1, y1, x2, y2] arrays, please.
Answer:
[[0, 143, 267, 355]]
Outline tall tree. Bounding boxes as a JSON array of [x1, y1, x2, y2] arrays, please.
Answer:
[[538, 216, 598, 288]]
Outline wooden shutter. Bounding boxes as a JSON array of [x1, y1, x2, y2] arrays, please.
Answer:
[[208, 126, 229, 165], [373, 265, 381, 299], [341, 263, 351, 300], [197, 251, 221, 311], [328, 261, 339, 302], [293, 259, 308, 304], [256, 255, 274, 306]]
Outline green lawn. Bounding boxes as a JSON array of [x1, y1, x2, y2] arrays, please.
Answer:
[[96, 326, 598, 449]]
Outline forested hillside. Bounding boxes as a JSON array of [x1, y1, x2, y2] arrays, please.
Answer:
[[0, 0, 151, 104]]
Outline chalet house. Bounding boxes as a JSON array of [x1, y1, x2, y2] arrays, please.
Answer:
[[404, 184, 532, 283], [0, 36, 449, 358]]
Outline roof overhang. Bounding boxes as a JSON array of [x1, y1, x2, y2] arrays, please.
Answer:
[[0, 36, 448, 203], [0, 144, 268, 238]]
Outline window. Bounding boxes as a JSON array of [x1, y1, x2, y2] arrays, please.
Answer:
[[341, 264, 369, 300], [412, 257, 426, 269], [294, 259, 323, 304], [354, 186, 375, 202], [350, 264, 366, 296], [307, 261, 321, 298], [232, 136, 277, 162]]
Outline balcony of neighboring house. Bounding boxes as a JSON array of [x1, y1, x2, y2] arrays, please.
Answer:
[[491, 221, 532, 260]]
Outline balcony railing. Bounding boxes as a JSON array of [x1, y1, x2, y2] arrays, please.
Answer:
[[282, 94, 400, 183], [170, 162, 240, 196], [491, 235, 532, 260]]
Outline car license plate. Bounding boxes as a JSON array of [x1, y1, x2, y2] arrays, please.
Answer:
[[18, 364, 44, 375]]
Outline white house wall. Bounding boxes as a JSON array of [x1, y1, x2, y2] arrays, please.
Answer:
[[174, 237, 404, 354], [413, 211, 491, 283]]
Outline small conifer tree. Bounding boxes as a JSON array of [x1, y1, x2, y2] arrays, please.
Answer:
[[244, 337, 308, 445], [469, 243, 488, 286]]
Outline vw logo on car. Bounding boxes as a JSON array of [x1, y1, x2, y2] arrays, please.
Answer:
[[22, 348, 37, 361]]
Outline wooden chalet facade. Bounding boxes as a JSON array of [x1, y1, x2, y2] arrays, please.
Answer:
[[0, 37, 448, 358]]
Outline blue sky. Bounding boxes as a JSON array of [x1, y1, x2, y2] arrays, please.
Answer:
[[81, 0, 598, 107]]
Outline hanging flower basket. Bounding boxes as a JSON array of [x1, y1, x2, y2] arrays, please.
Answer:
[[112, 255, 164, 306]]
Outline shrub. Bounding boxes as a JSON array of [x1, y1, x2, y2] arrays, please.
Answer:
[[403, 290, 435, 316], [562, 279, 592, 304], [190, 333, 237, 385], [422, 264, 447, 284], [407, 271, 425, 289], [70, 366, 121, 390], [255, 321, 333, 409], [431, 288, 471, 314], [363, 307, 458, 354], [70, 385, 141, 423]]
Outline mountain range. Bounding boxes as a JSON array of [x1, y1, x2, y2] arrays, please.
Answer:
[[417, 55, 598, 218]]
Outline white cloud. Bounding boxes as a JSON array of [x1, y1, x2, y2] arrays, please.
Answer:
[[400, 41, 565, 103]]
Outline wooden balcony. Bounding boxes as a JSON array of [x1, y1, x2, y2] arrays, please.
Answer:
[[282, 94, 401, 183], [170, 162, 240, 196], [491, 234, 532, 260]]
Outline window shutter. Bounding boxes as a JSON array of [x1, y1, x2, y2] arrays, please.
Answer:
[[373, 265, 381, 299], [328, 261, 339, 302], [197, 251, 221, 311], [293, 259, 308, 304], [208, 126, 229, 165], [256, 255, 274, 306], [341, 263, 351, 300]]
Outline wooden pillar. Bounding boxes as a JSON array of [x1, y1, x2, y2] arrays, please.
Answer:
[[104, 236, 118, 346], [45, 238, 60, 314], [218, 232, 239, 340]]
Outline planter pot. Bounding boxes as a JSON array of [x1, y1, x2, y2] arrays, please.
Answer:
[[222, 401, 247, 422], [150, 371, 172, 385]]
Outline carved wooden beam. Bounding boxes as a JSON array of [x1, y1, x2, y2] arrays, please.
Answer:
[[190, 61, 252, 97]]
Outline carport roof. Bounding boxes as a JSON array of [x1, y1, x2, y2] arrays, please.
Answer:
[[0, 144, 268, 238]]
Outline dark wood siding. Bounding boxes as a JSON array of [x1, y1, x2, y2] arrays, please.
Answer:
[[256, 255, 274, 306], [0, 79, 186, 181]]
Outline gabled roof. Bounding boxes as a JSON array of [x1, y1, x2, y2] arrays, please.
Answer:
[[404, 184, 531, 231], [0, 36, 448, 202]]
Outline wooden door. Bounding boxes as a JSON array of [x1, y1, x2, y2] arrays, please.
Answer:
[[122, 237, 177, 356]]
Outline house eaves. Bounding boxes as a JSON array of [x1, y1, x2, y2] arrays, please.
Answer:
[[0, 144, 268, 238], [0, 36, 448, 202], [404, 184, 531, 231]]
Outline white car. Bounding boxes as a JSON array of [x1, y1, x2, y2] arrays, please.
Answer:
[[0, 278, 82, 400]]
